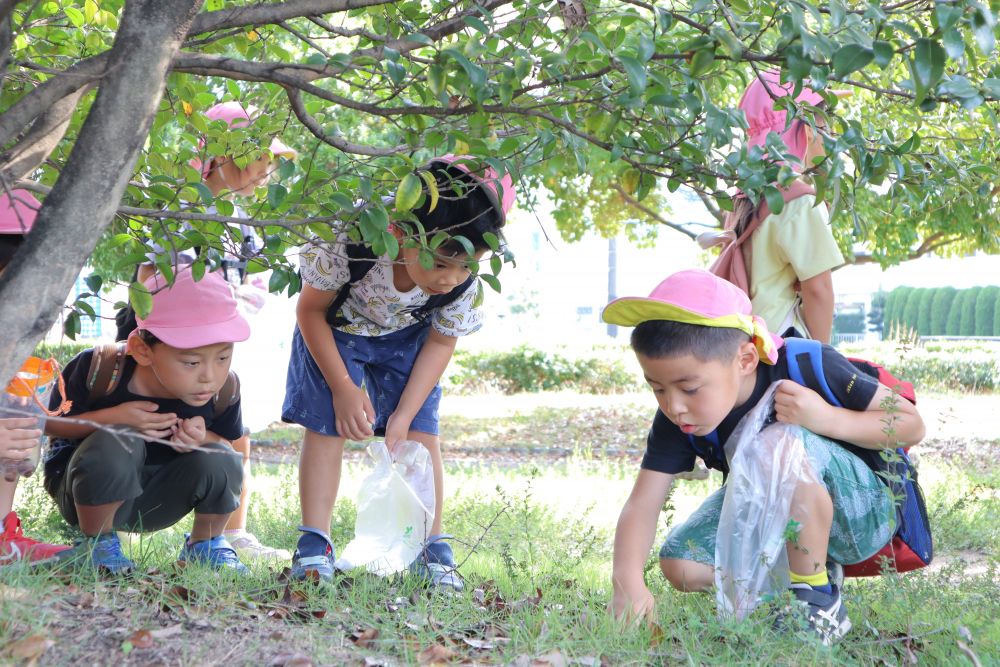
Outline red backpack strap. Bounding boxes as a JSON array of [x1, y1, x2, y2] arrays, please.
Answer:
[[86, 342, 128, 404], [212, 371, 240, 419]]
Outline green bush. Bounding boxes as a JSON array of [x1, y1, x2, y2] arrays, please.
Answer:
[[32, 341, 92, 368], [960, 286, 982, 336], [995, 291, 1000, 337], [838, 340, 999, 393], [929, 287, 956, 335], [974, 286, 999, 336], [916, 287, 936, 336], [885, 286, 911, 331], [901, 287, 923, 332], [946, 289, 968, 336], [448, 346, 639, 395]]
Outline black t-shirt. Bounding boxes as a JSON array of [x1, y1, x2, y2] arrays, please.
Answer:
[[641, 343, 880, 477], [44, 348, 243, 480]]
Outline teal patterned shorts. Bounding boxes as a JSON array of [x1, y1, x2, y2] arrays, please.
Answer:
[[659, 429, 895, 566]]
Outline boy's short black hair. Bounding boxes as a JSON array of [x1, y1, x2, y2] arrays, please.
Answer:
[[137, 329, 162, 347], [0, 234, 24, 267], [631, 320, 750, 363], [412, 163, 505, 256]]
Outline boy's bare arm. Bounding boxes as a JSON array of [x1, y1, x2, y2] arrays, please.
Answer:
[[384, 328, 457, 445], [774, 381, 925, 448], [611, 469, 674, 620], [296, 284, 351, 389], [45, 401, 177, 440]]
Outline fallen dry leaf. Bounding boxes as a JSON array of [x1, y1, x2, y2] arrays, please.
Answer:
[[350, 627, 380, 649], [129, 629, 154, 649], [649, 622, 665, 648], [6, 635, 54, 661], [418, 643, 457, 665], [269, 652, 314, 667]]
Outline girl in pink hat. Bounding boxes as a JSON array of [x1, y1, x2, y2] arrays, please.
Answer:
[[0, 190, 72, 564], [711, 70, 848, 343], [603, 269, 926, 645], [283, 156, 514, 590]]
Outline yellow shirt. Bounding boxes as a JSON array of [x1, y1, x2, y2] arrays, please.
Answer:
[[748, 195, 844, 333]]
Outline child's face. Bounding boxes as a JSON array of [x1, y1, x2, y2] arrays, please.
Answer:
[[637, 344, 758, 437], [397, 247, 486, 295], [214, 154, 275, 196], [130, 339, 235, 406]]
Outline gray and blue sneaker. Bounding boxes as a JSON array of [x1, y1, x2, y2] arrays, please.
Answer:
[[178, 534, 248, 574], [410, 534, 464, 592], [779, 583, 852, 645], [290, 526, 336, 582], [55, 533, 135, 575]]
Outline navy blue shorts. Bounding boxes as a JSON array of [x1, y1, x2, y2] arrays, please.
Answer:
[[281, 323, 441, 438]]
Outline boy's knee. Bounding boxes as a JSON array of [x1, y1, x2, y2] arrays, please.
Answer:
[[792, 481, 834, 519], [660, 558, 714, 592], [190, 442, 244, 483], [72, 429, 143, 478]]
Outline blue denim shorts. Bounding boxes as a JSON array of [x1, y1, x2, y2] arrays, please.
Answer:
[[281, 323, 441, 438]]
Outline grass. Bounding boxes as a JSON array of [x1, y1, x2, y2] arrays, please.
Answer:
[[1, 392, 998, 665]]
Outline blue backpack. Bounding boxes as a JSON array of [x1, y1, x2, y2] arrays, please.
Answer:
[[783, 338, 933, 576]]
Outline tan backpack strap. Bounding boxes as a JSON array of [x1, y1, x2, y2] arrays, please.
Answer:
[[86, 342, 128, 404], [213, 371, 240, 419]]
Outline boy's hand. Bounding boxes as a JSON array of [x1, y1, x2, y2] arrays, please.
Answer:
[[0, 417, 41, 460], [105, 401, 177, 439], [169, 416, 206, 452], [610, 584, 656, 624], [332, 383, 375, 441], [774, 380, 833, 433], [383, 412, 414, 453]]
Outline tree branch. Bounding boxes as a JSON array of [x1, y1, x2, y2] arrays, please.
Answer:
[[187, 0, 395, 36], [611, 183, 698, 240], [284, 87, 408, 156]]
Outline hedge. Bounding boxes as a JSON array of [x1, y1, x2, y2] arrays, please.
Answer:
[[946, 289, 968, 335], [975, 286, 999, 336], [995, 290, 1000, 337], [916, 287, 935, 336], [960, 286, 982, 336], [885, 286, 911, 332], [901, 288, 924, 332], [32, 341, 92, 368], [838, 340, 999, 393], [929, 287, 956, 336]]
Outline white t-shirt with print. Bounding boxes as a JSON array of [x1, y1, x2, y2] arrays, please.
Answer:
[[299, 237, 484, 338]]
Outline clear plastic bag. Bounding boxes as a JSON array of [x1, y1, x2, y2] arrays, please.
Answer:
[[334, 440, 436, 576], [1, 357, 59, 481], [715, 381, 819, 620]]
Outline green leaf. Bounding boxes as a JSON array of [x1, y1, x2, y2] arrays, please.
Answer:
[[63, 6, 85, 27], [451, 234, 475, 257], [911, 38, 946, 104], [427, 65, 446, 97], [429, 231, 449, 249], [872, 41, 895, 68], [618, 56, 647, 95], [480, 273, 501, 293], [689, 47, 717, 77], [463, 16, 489, 34], [191, 259, 206, 282], [269, 268, 290, 294], [215, 199, 234, 217], [64, 311, 80, 340], [129, 281, 154, 319], [442, 48, 486, 89], [418, 248, 434, 270], [84, 274, 103, 294], [763, 186, 785, 216], [382, 230, 399, 259], [482, 231, 500, 251], [395, 173, 423, 212], [267, 183, 287, 209], [832, 44, 874, 78], [192, 182, 214, 205], [942, 29, 965, 60]]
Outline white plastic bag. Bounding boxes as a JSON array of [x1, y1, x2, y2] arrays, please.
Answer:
[[715, 381, 819, 620], [334, 440, 436, 576]]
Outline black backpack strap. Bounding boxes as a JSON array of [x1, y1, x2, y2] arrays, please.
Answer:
[[213, 371, 240, 419], [86, 343, 128, 404], [325, 243, 377, 326], [409, 274, 477, 322]]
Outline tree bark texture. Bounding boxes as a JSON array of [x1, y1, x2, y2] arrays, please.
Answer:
[[0, 0, 203, 386]]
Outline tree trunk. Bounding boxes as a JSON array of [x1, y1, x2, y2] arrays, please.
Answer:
[[0, 0, 204, 386]]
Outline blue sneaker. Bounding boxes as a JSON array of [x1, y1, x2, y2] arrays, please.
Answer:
[[290, 526, 336, 582], [410, 534, 464, 592], [55, 533, 135, 575], [178, 535, 248, 574]]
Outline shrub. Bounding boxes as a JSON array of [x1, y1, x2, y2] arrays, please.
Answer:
[[916, 287, 936, 336], [995, 290, 1000, 337], [32, 341, 92, 368], [946, 289, 967, 335], [448, 346, 640, 395], [929, 287, 956, 335], [901, 287, 923, 332], [974, 286, 999, 336], [960, 286, 982, 336], [885, 286, 911, 331], [838, 340, 1000, 393]]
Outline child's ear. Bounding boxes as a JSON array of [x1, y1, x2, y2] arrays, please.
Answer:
[[737, 341, 759, 375], [127, 335, 155, 367]]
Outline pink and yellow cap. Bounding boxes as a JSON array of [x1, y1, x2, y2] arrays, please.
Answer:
[[601, 269, 783, 364]]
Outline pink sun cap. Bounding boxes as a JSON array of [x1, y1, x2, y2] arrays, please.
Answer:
[[602, 268, 783, 364], [0, 190, 41, 235], [427, 154, 516, 222], [135, 269, 250, 349], [192, 101, 297, 179], [739, 70, 851, 152]]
